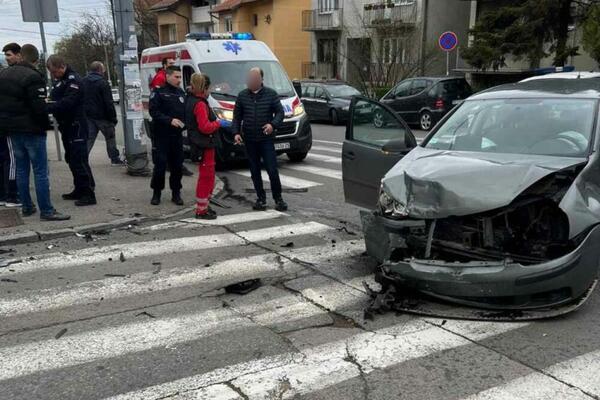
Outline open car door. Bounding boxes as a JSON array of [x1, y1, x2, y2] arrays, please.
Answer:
[[342, 96, 417, 209]]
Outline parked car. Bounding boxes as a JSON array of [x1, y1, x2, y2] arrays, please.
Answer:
[[299, 80, 361, 125], [342, 78, 600, 315], [111, 88, 120, 104], [381, 76, 472, 131]]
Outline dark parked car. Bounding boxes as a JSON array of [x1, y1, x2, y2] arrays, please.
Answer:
[[342, 78, 600, 317], [381, 76, 472, 131], [299, 80, 361, 125]]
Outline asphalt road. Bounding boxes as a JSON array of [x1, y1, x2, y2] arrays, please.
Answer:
[[1, 123, 599, 400]]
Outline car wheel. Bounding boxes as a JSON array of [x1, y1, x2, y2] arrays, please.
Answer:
[[420, 111, 433, 131], [373, 110, 385, 128], [287, 152, 308, 162], [330, 109, 340, 125]]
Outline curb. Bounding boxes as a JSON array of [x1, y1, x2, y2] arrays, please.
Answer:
[[0, 177, 225, 247]]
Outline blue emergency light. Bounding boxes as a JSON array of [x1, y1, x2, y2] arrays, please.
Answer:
[[186, 32, 254, 41]]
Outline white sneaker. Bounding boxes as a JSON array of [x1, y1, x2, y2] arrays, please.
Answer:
[[5, 201, 22, 208]]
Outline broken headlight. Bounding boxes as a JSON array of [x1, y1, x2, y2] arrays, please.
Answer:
[[378, 188, 408, 219]]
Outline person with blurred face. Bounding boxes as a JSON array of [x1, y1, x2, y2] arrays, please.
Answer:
[[232, 67, 287, 212], [46, 54, 97, 207], [2, 43, 22, 66], [149, 57, 175, 90], [148, 66, 186, 206], [0, 45, 70, 221]]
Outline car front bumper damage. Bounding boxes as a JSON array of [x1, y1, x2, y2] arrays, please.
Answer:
[[361, 210, 600, 319]]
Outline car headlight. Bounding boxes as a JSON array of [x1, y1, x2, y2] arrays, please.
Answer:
[[378, 188, 408, 219], [293, 103, 305, 117], [214, 108, 234, 121]]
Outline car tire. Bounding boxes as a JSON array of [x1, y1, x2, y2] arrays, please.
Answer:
[[373, 110, 385, 128], [287, 152, 308, 162], [330, 109, 340, 125], [420, 111, 433, 131]]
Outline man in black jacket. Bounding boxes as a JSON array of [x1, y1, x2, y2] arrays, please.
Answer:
[[232, 67, 287, 211], [149, 66, 186, 206], [83, 61, 122, 165], [47, 55, 96, 206], [0, 44, 69, 221], [0, 42, 22, 207]]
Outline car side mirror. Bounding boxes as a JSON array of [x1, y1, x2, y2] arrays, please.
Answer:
[[382, 138, 412, 153]]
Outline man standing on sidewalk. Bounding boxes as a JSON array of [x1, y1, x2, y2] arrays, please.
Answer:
[[47, 55, 97, 207], [83, 61, 123, 166], [0, 44, 69, 221], [0, 43, 22, 208], [232, 67, 287, 212], [149, 66, 185, 206]]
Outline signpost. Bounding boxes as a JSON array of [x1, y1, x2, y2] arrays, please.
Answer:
[[111, 0, 149, 176], [19, 0, 62, 161], [439, 31, 458, 76]]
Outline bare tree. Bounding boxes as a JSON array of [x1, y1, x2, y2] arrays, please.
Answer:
[[134, 0, 159, 50]]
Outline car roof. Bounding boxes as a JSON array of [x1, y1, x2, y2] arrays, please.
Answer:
[[299, 80, 348, 85], [520, 72, 600, 82], [404, 76, 466, 82], [469, 79, 600, 100]]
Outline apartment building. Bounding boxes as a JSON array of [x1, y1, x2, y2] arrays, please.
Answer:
[[210, 0, 311, 79], [151, 0, 220, 45], [302, 0, 472, 87]]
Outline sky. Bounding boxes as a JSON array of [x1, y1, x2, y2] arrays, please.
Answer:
[[0, 0, 112, 56]]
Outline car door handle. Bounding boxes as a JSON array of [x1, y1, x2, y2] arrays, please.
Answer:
[[343, 151, 355, 160]]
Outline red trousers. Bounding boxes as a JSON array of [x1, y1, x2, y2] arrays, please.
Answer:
[[196, 148, 216, 214]]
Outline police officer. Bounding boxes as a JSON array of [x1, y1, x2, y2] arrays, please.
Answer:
[[46, 55, 96, 206], [149, 65, 185, 206]]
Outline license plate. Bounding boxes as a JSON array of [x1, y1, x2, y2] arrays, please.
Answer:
[[274, 142, 291, 150]]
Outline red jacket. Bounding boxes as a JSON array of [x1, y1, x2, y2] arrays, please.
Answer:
[[150, 69, 167, 90], [194, 97, 220, 135]]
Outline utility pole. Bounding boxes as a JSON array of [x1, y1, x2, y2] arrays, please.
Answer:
[[111, 0, 150, 176]]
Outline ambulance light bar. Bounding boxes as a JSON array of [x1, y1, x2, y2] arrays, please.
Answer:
[[186, 32, 255, 41]]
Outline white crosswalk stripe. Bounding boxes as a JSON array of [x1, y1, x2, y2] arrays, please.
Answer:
[[311, 145, 342, 154], [231, 169, 322, 189], [313, 139, 343, 146], [306, 152, 342, 164], [282, 164, 342, 180], [1, 209, 597, 400]]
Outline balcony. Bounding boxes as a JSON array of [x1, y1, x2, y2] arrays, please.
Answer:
[[364, 2, 418, 29], [192, 5, 213, 24], [302, 62, 336, 80], [302, 8, 343, 31]]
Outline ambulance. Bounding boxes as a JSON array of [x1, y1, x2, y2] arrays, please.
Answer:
[[140, 32, 312, 165]]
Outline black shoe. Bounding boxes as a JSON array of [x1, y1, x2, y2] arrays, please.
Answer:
[[196, 211, 217, 220], [253, 199, 267, 211], [62, 190, 81, 200], [151, 191, 161, 206], [22, 206, 37, 217], [275, 199, 288, 212], [182, 166, 193, 176], [111, 159, 125, 166], [172, 192, 184, 206], [40, 210, 71, 221], [75, 193, 97, 207]]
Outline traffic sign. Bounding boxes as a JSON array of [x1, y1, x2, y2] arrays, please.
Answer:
[[439, 31, 458, 52], [20, 0, 59, 22]]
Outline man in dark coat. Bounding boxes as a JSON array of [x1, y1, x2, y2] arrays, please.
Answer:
[[0, 44, 69, 220], [149, 66, 186, 206], [47, 55, 96, 206], [232, 67, 287, 212], [83, 61, 122, 165]]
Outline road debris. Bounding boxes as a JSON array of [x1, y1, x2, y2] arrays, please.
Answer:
[[55, 328, 67, 339], [225, 279, 262, 295], [135, 311, 156, 319], [119, 252, 126, 262]]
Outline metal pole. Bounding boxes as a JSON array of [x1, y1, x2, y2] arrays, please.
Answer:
[[104, 44, 112, 86], [36, 0, 62, 162], [446, 51, 450, 76], [112, 0, 149, 176]]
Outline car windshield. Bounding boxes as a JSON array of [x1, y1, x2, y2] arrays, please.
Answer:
[[325, 84, 361, 98], [425, 98, 596, 157], [199, 60, 296, 100]]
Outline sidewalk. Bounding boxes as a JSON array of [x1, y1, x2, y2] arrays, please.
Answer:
[[0, 132, 221, 244]]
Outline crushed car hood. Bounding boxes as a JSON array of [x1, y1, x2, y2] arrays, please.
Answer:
[[382, 146, 587, 219]]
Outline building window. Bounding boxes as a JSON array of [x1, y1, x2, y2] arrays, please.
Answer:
[[317, 39, 337, 63], [191, 0, 216, 6], [318, 0, 338, 13], [224, 16, 233, 31], [168, 24, 177, 42], [381, 38, 405, 64]]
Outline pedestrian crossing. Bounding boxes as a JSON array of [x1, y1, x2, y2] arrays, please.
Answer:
[[1, 209, 599, 400]]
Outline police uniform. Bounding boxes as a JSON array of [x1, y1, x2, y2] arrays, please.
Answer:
[[48, 66, 96, 204], [149, 82, 186, 197]]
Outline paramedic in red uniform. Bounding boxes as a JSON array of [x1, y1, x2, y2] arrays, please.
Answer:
[[185, 73, 229, 219]]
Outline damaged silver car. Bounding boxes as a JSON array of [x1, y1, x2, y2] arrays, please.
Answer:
[[342, 79, 600, 316]]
